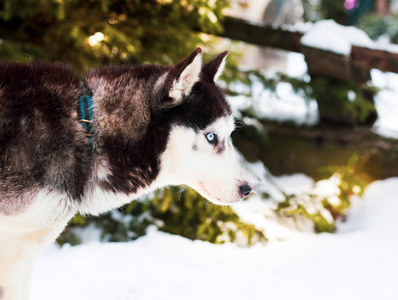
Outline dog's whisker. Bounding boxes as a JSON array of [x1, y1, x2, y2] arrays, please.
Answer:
[[205, 201, 218, 213], [178, 186, 187, 194], [234, 120, 246, 130], [211, 204, 220, 213], [177, 186, 188, 200]]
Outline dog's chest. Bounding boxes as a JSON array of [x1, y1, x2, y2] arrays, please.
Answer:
[[0, 189, 75, 245]]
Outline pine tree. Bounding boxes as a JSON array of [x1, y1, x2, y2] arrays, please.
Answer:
[[0, 0, 228, 71]]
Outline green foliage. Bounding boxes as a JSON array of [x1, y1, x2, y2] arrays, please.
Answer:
[[284, 204, 335, 233], [276, 191, 336, 233], [359, 13, 398, 44], [275, 153, 366, 233], [319, 153, 366, 215], [149, 187, 266, 244], [280, 74, 377, 125], [61, 187, 266, 246], [310, 78, 377, 125], [301, 0, 322, 22], [320, 0, 348, 25], [57, 229, 82, 246], [0, 0, 229, 72], [301, 0, 349, 24]]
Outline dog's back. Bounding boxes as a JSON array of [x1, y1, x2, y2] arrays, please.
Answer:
[[0, 62, 90, 215]]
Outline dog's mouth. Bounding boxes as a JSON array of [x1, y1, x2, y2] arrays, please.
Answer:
[[196, 181, 241, 205]]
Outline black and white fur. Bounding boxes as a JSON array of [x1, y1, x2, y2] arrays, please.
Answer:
[[0, 48, 251, 300]]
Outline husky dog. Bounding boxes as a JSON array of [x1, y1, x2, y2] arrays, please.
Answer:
[[0, 48, 251, 300]]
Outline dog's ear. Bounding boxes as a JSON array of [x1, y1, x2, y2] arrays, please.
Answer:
[[167, 47, 202, 105], [201, 50, 229, 83]]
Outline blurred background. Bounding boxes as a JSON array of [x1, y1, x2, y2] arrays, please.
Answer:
[[1, 0, 398, 245]]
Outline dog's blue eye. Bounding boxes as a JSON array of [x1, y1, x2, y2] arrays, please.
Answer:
[[206, 132, 218, 145]]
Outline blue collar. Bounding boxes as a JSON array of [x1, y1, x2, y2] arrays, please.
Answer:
[[78, 95, 94, 149]]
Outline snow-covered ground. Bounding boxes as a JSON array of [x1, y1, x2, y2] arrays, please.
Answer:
[[31, 177, 398, 300], [29, 21, 398, 300]]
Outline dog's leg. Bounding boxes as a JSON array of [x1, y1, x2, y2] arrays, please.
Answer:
[[0, 232, 40, 300], [0, 221, 71, 300], [0, 190, 76, 300]]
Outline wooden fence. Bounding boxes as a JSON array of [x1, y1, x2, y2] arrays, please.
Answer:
[[216, 16, 398, 82], [208, 16, 398, 182]]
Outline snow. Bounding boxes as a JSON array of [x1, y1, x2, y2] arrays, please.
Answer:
[[272, 173, 314, 195], [229, 88, 319, 126], [31, 177, 398, 300], [301, 20, 374, 56], [229, 52, 319, 126], [340, 177, 398, 237], [300, 19, 398, 55], [250, 82, 319, 126], [285, 52, 308, 79], [371, 69, 398, 139]]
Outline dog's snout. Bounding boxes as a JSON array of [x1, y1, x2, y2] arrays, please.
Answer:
[[239, 183, 252, 199]]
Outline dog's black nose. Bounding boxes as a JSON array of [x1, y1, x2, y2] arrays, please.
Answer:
[[239, 183, 252, 198]]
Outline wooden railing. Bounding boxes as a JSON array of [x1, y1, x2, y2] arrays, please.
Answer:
[[211, 16, 398, 181], [217, 16, 398, 82]]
